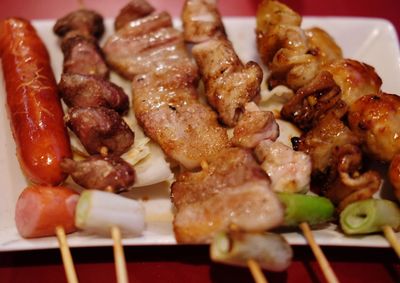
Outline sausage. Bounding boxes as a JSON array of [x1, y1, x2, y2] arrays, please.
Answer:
[[15, 185, 79, 238], [389, 154, 400, 202], [0, 18, 72, 185]]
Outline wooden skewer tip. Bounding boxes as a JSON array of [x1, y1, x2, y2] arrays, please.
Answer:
[[247, 259, 268, 283], [111, 226, 129, 283], [382, 225, 400, 258], [299, 222, 339, 283], [55, 226, 79, 283]]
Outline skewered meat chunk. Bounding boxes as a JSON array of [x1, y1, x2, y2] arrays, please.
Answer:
[[255, 140, 311, 193], [181, 0, 225, 43], [132, 70, 229, 170], [62, 35, 109, 78], [66, 107, 134, 156], [281, 71, 341, 130], [53, 9, 104, 39], [232, 103, 279, 148], [104, 13, 193, 80], [256, 0, 342, 90], [348, 93, 400, 162], [172, 147, 284, 243], [294, 102, 360, 177], [59, 73, 129, 114], [324, 144, 381, 212], [114, 0, 155, 31], [324, 59, 382, 106], [61, 155, 135, 193], [192, 38, 263, 126], [389, 154, 400, 202]]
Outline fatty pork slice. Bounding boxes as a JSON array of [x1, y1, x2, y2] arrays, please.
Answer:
[[132, 69, 229, 170], [114, 0, 156, 31], [181, 0, 226, 43], [192, 38, 263, 127], [171, 147, 284, 243], [103, 12, 194, 80]]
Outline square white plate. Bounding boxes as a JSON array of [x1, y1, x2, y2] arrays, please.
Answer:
[[0, 17, 399, 251]]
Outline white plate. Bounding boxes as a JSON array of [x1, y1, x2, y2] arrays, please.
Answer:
[[0, 17, 399, 251]]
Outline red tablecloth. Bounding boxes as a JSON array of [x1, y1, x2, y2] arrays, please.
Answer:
[[0, 1, 399, 282]]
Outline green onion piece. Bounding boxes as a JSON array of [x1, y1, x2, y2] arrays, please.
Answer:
[[210, 231, 293, 272], [277, 193, 335, 226], [340, 199, 400, 235]]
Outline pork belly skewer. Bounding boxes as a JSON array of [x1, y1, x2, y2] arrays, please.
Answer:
[[54, 9, 135, 283], [103, 1, 285, 258]]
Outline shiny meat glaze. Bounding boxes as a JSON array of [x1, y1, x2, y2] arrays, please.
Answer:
[[171, 147, 284, 243], [348, 93, 400, 162], [114, 0, 155, 30], [324, 59, 382, 106], [192, 38, 263, 126], [132, 70, 229, 169], [61, 155, 135, 193], [59, 73, 129, 114], [181, 0, 225, 43], [53, 9, 105, 39], [62, 35, 109, 78], [389, 154, 400, 201], [66, 107, 134, 156], [103, 12, 181, 80]]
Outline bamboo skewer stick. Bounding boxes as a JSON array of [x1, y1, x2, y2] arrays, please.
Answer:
[[382, 225, 400, 258], [247, 259, 269, 283], [55, 226, 79, 283], [111, 226, 129, 283], [299, 222, 339, 283]]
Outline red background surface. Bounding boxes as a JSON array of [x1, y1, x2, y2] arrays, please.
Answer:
[[1, 0, 400, 282]]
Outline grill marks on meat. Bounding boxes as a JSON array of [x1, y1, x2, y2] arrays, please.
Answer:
[[53, 9, 105, 39], [66, 107, 134, 156], [192, 39, 263, 126], [132, 70, 229, 169], [59, 73, 129, 114], [62, 35, 109, 78], [114, 0, 155, 30], [104, 12, 192, 80], [171, 147, 284, 243], [61, 155, 135, 193], [182, 0, 263, 127], [104, 8, 230, 169], [182, 0, 226, 43]]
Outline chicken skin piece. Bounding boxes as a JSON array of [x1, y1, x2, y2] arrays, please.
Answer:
[[114, 0, 155, 31], [348, 93, 400, 162]]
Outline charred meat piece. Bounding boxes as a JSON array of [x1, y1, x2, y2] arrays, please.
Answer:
[[62, 35, 109, 78], [61, 155, 135, 193], [232, 103, 279, 148], [133, 70, 229, 170], [192, 38, 263, 126], [324, 144, 381, 212], [281, 71, 341, 130], [114, 0, 155, 31], [66, 107, 134, 155], [181, 0, 226, 43], [295, 102, 360, 177], [348, 93, 400, 162], [171, 147, 284, 243], [59, 73, 129, 114], [104, 13, 193, 80], [53, 9, 104, 39]]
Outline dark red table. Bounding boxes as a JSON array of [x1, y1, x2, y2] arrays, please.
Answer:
[[0, 0, 399, 282]]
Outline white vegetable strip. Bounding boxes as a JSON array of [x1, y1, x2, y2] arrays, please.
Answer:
[[75, 190, 145, 236]]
